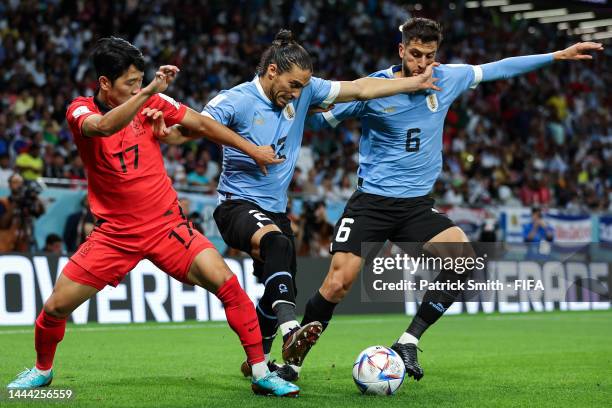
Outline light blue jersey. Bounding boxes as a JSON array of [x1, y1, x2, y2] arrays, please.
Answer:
[[309, 54, 553, 198], [204, 76, 340, 212]]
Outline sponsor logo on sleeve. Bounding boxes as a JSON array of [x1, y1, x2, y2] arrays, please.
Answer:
[[72, 106, 92, 119]]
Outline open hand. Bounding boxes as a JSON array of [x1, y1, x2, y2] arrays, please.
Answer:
[[554, 42, 604, 60]]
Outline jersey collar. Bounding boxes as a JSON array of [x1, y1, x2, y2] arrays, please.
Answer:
[[385, 65, 402, 78], [253, 75, 274, 107], [93, 93, 112, 114]]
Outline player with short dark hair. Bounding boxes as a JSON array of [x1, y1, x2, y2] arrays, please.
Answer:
[[302, 17, 603, 381], [161, 28, 440, 380], [6, 36, 299, 397], [43, 233, 63, 254]]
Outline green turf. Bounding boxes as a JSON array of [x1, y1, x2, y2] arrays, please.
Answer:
[[1, 310, 611, 407]]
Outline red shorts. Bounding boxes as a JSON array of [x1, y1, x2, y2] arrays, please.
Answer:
[[64, 202, 215, 290]]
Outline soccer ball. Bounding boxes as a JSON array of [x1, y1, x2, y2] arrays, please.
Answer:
[[352, 345, 406, 395]]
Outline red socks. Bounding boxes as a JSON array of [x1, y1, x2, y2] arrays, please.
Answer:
[[215, 275, 264, 365], [35, 310, 67, 371], [33, 277, 263, 370]]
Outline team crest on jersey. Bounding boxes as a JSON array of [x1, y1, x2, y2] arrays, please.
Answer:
[[131, 116, 146, 137], [426, 94, 438, 112], [382, 106, 396, 113], [283, 102, 296, 121]]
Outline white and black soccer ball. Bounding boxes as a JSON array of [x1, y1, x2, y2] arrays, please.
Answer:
[[352, 345, 406, 395]]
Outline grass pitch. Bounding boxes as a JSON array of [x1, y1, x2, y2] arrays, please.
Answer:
[[1, 310, 610, 407]]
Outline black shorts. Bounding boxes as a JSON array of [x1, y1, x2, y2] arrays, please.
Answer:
[[213, 199, 297, 283], [330, 191, 456, 256]]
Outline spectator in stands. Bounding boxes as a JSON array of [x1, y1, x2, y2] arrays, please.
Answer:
[[44, 152, 68, 179], [43, 233, 63, 255], [15, 143, 43, 181], [186, 161, 210, 188], [523, 207, 554, 243], [66, 153, 86, 180], [164, 145, 186, 184], [0, 154, 12, 188], [63, 194, 94, 253], [337, 174, 354, 200], [297, 200, 334, 257]]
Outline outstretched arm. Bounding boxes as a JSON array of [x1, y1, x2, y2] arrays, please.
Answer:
[[334, 62, 441, 103], [479, 42, 603, 83]]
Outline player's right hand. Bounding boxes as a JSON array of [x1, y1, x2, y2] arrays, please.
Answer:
[[252, 145, 285, 176], [142, 107, 169, 138], [143, 65, 180, 95], [416, 62, 441, 91]]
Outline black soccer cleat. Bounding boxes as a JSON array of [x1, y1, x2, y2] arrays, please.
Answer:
[[391, 342, 424, 381], [241, 360, 299, 382], [274, 364, 299, 382]]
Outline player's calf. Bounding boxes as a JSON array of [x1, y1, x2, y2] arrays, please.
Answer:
[[301, 252, 361, 332], [319, 251, 361, 303]]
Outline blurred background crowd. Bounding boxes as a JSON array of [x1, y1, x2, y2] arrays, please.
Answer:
[[0, 0, 610, 254]]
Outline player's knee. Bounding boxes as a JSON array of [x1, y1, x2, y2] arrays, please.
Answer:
[[425, 227, 471, 259], [43, 296, 72, 319], [260, 232, 293, 266], [261, 231, 291, 255]]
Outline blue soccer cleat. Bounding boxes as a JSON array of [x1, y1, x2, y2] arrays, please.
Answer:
[[7, 368, 53, 389], [251, 371, 299, 397]]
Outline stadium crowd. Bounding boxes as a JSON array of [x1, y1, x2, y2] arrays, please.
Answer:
[[0, 0, 610, 253]]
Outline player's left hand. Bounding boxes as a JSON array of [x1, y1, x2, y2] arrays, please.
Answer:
[[143, 65, 180, 95], [417, 62, 441, 91], [554, 42, 604, 60], [142, 107, 170, 138], [308, 104, 335, 115], [251, 145, 285, 176]]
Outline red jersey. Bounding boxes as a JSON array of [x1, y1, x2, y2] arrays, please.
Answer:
[[65, 94, 187, 228]]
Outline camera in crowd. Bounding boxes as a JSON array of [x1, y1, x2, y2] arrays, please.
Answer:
[[9, 177, 44, 219]]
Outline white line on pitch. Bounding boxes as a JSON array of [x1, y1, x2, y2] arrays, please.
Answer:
[[0, 317, 406, 335]]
